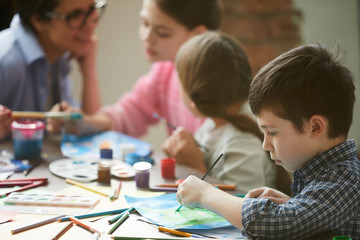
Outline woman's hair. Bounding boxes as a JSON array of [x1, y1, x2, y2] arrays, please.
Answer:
[[176, 31, 262, 141], [154, 0, 221, 31], [16, 0, 59, 33]]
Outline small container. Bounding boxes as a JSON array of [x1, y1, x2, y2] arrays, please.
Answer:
[[119, 143, 136, 160], [97, 161, 112, 184], [100, 148, 113, 159], [133, 161, 151, 188], [161, 158, 176, 178], [11, 120, 45, 160]]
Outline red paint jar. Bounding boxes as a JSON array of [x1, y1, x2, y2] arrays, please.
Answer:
[[161, 158, 176, 178]]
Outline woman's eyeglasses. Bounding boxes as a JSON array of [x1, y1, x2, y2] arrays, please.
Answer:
[[45, 0, 107, 29]]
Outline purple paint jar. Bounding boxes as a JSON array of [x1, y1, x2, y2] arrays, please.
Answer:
[[11, 120, 45, 160], [133, 161, 151, 189]]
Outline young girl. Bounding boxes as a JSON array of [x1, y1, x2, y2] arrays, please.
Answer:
[[162, 32, 277, 192], [47, 0, 221, 137]]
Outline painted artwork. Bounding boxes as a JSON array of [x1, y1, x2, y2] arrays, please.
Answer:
[[125, 193, 232, 230], [61, 131, 152, 159]]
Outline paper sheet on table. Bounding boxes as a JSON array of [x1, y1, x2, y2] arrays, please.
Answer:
[[125, 193, 232, 230]]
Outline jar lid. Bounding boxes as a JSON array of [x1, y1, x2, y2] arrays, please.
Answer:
[[11, 120, 45, 130], [133, 161, 152, 172]]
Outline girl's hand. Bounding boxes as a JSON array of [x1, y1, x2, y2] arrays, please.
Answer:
[[162, 127, 206, 172], [245, 187, 291, 204], [0, 105, 12, 140], [46, 102, 78, 133], [176, 175, 215, 209]]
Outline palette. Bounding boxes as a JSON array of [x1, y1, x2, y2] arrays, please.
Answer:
[[4, 192, 99, 208], [111, 162, 136, 179], [49, 158, 98, 182]]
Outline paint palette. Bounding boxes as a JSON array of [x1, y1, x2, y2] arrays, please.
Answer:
[[111, 162, 136, 179], [49, 158, 98, 182], [4, 192, 99, 208]]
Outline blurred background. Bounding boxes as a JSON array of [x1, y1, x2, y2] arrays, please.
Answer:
[[1, 0, 359, 151]]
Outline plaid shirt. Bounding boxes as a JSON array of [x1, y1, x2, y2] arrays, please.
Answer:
[[241, 139, 360, 239]]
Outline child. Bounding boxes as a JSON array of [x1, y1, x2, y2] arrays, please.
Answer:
[[162, 32, 277, 193], [176, 43, 360, 239], [46, 0, 221, 137]]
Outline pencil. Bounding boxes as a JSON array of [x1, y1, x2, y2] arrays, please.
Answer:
[[69, 217, 102, 234], [58, 208, 129, 222], [11, 215, 65, 234], [149, 186, 177, 192], [108, 212, 130, 234], [23, 159, 42, 176], [176, 153, 224, 211], [158, 226, 192, 237], [0, 179, 48, 198], [156, 183, 236, 191], [65, 178, 109, 198], [52, 222, 73, 240], [0, 181, 33, 187], [108, 208, 134, 224], [115, 181, 122, 199], [11, 111, 82, 120]]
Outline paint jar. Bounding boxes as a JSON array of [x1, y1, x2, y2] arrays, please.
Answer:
[[11, 120, 45, 160], [161, 158, 176, 178], [133, 161, 151, 189], [97, 161, 112, 184], [119, 143, 136, 160]]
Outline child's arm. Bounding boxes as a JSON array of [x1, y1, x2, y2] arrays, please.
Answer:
[[0, 105, 11, 140], [177, 175, 244, 229], [162, 127, 206, 172], [245, 186, 291, 204]]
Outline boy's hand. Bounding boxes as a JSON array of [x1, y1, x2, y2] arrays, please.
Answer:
[[176, 175, 215, 209], [0, 105, 12, 140], [245, 187, 291, 204], [162, 127, 206, 172]]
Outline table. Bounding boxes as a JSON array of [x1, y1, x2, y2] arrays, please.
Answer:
[[0, 134, 244, 240]]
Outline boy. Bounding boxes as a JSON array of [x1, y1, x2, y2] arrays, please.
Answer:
[[176, 43, 360, 239]]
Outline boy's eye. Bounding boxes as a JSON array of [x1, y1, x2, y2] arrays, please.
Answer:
[[267, 131, 277, 136]]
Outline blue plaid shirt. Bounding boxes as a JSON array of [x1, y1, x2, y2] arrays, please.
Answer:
[[241, 139, 360, 239]]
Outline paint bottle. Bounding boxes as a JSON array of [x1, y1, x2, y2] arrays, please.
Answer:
[[161, 158, 176, 178], [97, 161, 112, 184], [133, 161, 151, 189]]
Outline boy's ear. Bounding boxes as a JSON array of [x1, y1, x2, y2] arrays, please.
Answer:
[[309, 115, 326, 137], [192, 25, 207, 35], [30, 14, 46, 33]]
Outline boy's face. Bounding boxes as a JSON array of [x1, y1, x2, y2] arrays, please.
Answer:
[[257, 109, 318, 173]]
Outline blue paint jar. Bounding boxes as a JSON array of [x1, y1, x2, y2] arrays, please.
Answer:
[[11, 120, 45, 160]]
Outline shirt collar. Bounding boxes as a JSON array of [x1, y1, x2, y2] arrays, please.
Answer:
[[11, 14, 46, 65], [293, 139, 357, 180]]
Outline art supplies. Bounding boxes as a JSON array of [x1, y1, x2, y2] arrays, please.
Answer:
[[0, 157, 31, 173], [176, 153, 224, 211], [49, 158, 98, 182], [58, 208, 129, 222], [149, 186, 177, 192], [108, 208, 134, 224], [108, 211, 130, 234], [11, 215, 65, 234], [4, 192, 100, 208], [52, 222, 73, 240], [0, 178, 48, 198], [110, 182, 122, 200], [0, 210, 18, 224], [11, 111, 82, 120], [69, 216, 103, 234], [65, 178, 109, 197], [111, 162, 136, 179], [23, 159, 42, 176]]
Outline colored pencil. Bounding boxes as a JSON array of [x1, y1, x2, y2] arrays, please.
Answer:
[[158, 226, 192, 237], [65, 178, 109, 197], [11, 215, 65, 234], [108, 212, 129, 234], [0, 178, 48, 182], [93, 232, 100, 240], [108, 208, 134, 224], [0, 179, 48, 198], [0, 181, 33, 187], [156, 183, 236, 191], [69, 217, 102, 234], [150, 186, 177, 192], [176, 153, 224, 211], [115, 181, 122, 199], [12, 111, 82, 120], [52, 222, 73, 240], [58, 208, 129, 222]]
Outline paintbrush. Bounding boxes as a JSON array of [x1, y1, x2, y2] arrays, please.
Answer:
[[12, 111, 82, 120], [152, 112, 209, 151]]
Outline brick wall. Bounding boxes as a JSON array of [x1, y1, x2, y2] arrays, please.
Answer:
[[220, 0, 303, 76]]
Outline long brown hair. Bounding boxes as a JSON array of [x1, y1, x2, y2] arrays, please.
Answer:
[[176, 31, 292, 194]]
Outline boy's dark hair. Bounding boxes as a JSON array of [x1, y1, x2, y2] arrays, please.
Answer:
[[155, 0, 221, 31], [16, 0, 59, 33], [249, 43, 355, 138]]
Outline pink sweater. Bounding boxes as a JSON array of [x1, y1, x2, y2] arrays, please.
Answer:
[[99, 61, 204, 137]]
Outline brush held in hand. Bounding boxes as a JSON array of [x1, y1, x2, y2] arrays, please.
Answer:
[[11, 111, 82, 120]]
